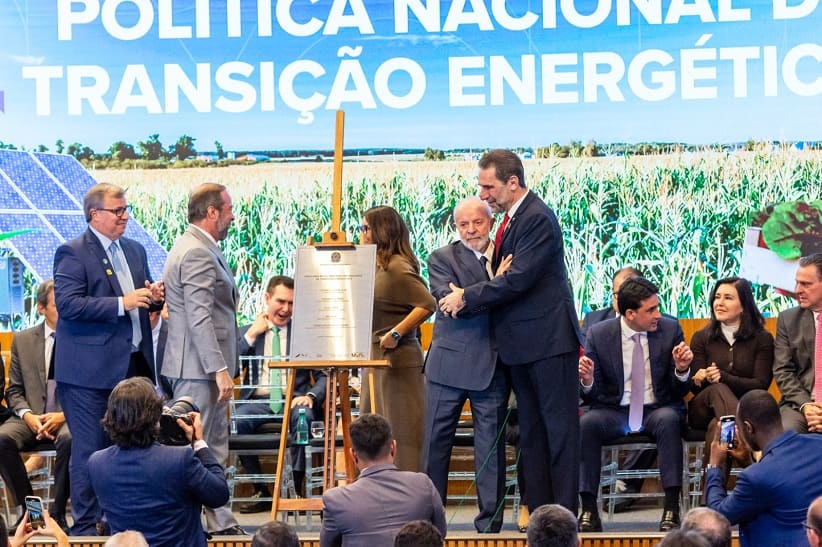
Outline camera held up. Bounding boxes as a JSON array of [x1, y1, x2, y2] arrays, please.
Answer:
[[158, 396, 199, 446]]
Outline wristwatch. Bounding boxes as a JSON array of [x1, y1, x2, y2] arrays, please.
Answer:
[[390, 330, 402, 342]]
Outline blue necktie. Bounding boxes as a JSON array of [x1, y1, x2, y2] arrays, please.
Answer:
[[110, 242, 142, 349]]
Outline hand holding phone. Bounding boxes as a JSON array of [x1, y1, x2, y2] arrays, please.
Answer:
[[719, 415, 736, 449], [24, 496, 45, 529]]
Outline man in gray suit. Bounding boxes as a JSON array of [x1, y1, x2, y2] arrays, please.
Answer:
[[773, 253, 822, 433], [162, 183, 244, 536], [0, 280, 71, 530], [320, 414, 446, 547], [423, 197, 509, 533]]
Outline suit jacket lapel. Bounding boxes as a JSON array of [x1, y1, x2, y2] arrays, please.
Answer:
[[500, 191, 535, 251], [34, 324, 47, 386], [85, 229, 123, 296], [801, 308, 815, 355], [647, 328, 664, 392], [187, 226, 238, 306], [455, 243, 488, 284], [610, 320, 625, 389]]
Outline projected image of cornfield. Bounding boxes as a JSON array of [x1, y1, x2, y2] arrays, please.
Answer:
[[103, 150, 821, 321]]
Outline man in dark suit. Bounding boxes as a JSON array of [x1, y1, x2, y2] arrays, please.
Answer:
[[772, 253, 822, 433], [423, 197, 509, 533], [162, 183, 244, 536], [581, 266, 659, 509], [320, 414, 446, 546], [439, 149, 582, 513], [235, 274, 327, 511], [0, 280, 70, 530], [578, 277, 693, 532], [706, 389, 822, 547], [53, 183, 163, 535], [89, 377, 229, 547]]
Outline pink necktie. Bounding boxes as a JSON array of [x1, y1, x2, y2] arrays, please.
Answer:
[[814, 313, 822, 402], [629, 333, 645, 432], [494, 214, 510, 260]]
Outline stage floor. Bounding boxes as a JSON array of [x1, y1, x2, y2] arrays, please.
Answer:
[[234, 498, 685, 539]]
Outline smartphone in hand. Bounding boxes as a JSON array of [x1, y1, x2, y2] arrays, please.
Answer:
[[719, 415, 736, 449], [24, 495, 45, 529]]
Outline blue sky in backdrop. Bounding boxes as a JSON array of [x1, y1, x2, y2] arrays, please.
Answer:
[[0, 0, 819, 150]]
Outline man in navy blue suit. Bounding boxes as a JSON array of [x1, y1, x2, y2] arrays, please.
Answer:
[[706, 389, 822, 547], [578, 277, 693, 532], [424, 197, 510, 533], [439, 149, 582, 513], [89, 377, 229, 547], [53, 183, 164, 535]]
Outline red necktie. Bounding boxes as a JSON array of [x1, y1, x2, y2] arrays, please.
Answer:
[[814, 313, 822, 402], [494, 214, 510, 259]]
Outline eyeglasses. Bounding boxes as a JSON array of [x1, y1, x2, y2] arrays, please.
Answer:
[[357, 225, 370, 233], [804, 521, 821, 534], [96, 205, 132, 218]]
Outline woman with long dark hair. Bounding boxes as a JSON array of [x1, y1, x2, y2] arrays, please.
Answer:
[[358, 206, 436, 472], [689, 277, 774, 457]]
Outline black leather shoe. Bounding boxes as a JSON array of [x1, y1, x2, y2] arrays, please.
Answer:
[[239, 499, 270, 513], [51, 514, 70, 534], [238, 491, 270, 513], [578, 511, 603, 532], [211, 525, 248, 536], [659, 509, 681, 531]]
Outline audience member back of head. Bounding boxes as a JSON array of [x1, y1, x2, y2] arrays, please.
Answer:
[[103, 530, 150, 547], [527, 504, 580, 547], [681, 507, 731, 547], [658, 529, 712, 547], [394, 520, 443, 547], [251, 521, 299, 547]]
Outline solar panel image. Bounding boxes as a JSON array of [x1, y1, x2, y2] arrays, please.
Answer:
[[0, 152, 78, 210], [0, 150, 167, 282], [0, 213, 63, 280], [34, 152, 100, 204], [44, 213, 89, 241], [0, 172, 32, 210]]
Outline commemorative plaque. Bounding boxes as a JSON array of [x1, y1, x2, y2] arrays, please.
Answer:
[[290, 244, 376, 361]]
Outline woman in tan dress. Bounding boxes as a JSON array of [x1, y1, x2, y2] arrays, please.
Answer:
[[358, 205, 436, 472]]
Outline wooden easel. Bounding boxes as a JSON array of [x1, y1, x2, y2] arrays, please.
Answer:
[[269, 111, 388, 517]]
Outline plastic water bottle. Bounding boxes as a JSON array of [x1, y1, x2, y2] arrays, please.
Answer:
[[295, 408, 309, 445]]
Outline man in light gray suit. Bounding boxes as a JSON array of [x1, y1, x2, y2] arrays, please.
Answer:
[[423, 197, 509, 533], [320, 414, 446, 547], [773, 253, 822, 433], [0, 280, 71, 530], [162, 183, 243, 536]]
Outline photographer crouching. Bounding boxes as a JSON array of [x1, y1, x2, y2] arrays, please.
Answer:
[[88, 378, 229, 547]]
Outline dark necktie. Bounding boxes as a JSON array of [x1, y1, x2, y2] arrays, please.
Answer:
[[479, 255, 491, 280], [494, 214, 510, 260], [46, 332, 57, 412]]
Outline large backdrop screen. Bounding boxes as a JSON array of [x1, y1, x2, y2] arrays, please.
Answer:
[[0, 1, 820, 322]]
